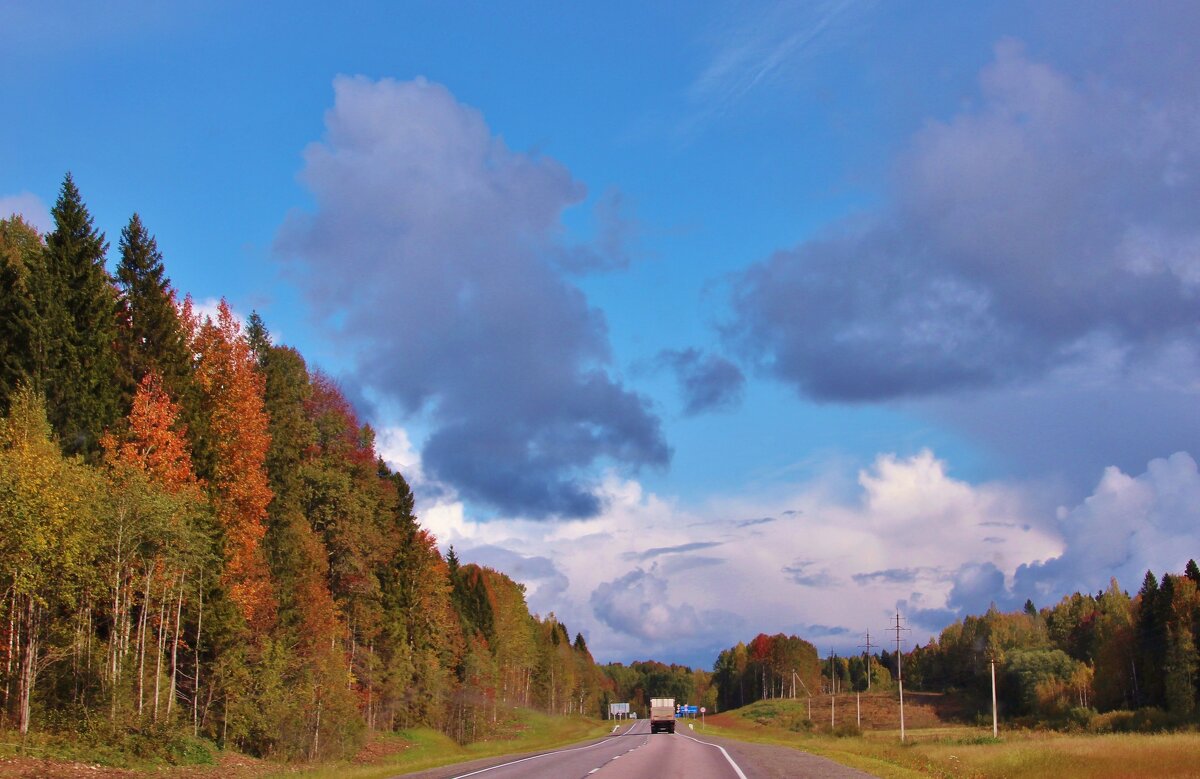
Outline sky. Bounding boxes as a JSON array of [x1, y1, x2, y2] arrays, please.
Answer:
[[3, 0, 1199, 667]]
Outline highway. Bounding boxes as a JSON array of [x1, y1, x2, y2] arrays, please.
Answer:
[[402, 719, 877, 779]]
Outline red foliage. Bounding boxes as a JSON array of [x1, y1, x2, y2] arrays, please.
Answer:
[[186, 297, 276, 631]]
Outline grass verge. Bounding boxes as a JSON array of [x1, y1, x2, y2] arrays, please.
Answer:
[[264, 710, 612, 779], [698, 699, 1200, 778]]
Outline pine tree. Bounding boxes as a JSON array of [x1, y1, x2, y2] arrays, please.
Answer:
[[43, 173, 120, 457], [1135, 571, 1166, 707], [1186, 559, 1200, 587], [0, 217, 46, 411], [115, 213, 190, 409]]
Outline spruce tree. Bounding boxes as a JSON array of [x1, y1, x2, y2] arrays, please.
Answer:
[[43, 173, 120, 457], [0, 217, 46, 411], [115, 213, 190, 408], [1135, 571, 1166, 707]]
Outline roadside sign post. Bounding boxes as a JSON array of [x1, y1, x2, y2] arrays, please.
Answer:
[[701, 706, 706, 727]]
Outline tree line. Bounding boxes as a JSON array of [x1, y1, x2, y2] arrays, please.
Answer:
[[0, 174, 611, 759], [709, 564, 1199, 730], [898, 565, 1200, 724]]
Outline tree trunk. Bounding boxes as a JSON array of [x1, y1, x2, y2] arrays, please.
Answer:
[[168, 572, 184, 717], [154, 578, 168, 722], [193, 572, 202, 736], [137, 563, 154, 718], [17, 596, 39, 736]]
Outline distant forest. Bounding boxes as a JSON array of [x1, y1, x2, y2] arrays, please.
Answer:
[[1, 175, 1195, 762], [710, 571, 1200, 727]]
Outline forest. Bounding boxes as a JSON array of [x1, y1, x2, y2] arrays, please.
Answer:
[[709, 566, 1200, 730], [0, 174, 614, 760]]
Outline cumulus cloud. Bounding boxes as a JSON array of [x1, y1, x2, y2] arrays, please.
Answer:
[[728, 33, 1200, 402], [419, 450, 1067, 664], [0, 192, 52, 234], [1011, 452, 1200, 604], [277, 76, 669, 518], [659, 347, 746, 415]]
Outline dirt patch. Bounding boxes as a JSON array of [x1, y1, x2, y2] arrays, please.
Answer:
[[352, 732, 414, 764]]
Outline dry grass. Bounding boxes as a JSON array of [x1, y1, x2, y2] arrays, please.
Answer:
[[703, 697, 1200, 778]]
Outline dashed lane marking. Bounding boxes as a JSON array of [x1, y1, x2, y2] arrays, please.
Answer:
[[448, 723, 636, 778]]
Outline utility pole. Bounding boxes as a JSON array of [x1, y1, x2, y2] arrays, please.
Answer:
[[859, 630, 876, 691], [890, 612, 911, 742], [990, 656, 998, 739]]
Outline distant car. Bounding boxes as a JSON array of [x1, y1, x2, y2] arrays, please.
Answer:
[[650, 697, 676, 734]]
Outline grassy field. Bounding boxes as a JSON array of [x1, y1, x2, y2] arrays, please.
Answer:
[[701, 697, 1200, 778], [262, 709, 612, 779]]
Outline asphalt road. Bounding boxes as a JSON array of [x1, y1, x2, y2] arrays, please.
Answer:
[[400, 719, 877, 779]]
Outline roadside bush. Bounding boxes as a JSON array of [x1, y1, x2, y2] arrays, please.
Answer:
[[831, 722, 861, 738], [1087, 708, 1179, 734]]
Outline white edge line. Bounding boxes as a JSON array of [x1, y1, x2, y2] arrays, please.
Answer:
[[450, 721, 640, 778], [676, 732, 749, 779]]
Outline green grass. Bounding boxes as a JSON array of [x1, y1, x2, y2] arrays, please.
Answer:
[[0, 725, 216, 770], [700, 699, 1200, 778], [265, 709, 612, 779]]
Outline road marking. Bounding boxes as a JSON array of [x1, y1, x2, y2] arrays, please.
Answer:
[[448, 723, 636, 778], [675, 732, 749, 779]]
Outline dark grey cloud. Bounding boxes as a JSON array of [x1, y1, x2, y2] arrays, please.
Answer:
[[735, 516, 776, 528], [277, 76, 669, 517], [798, 624, 851, 638], [659, 348, 745, 415], [728, 25, 1200, 403], [782, 560, 836, 587], [624, 541, 724, 561], [852, 567, 926, 586]]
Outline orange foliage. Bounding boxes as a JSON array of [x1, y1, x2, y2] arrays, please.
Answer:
[[185, 297, 276, 631], [101, 371, 200, 495]]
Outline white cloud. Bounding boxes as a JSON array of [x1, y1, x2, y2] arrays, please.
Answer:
[[428, 450, 1068, 665], [0, 192, 52, 234], [1012, 451, 1200, 604]]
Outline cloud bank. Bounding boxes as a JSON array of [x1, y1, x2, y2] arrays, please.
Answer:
[[728, 38, 1200, 402], [278, 76, 669, 518]]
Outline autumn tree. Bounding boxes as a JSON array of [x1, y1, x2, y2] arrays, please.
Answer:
[[184, 298, 275, 631], [0, 388, 101, 733]]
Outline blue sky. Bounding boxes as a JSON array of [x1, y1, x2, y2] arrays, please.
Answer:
[[3, 1, 1200, 666]]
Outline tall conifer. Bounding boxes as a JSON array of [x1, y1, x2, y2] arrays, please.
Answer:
[[43, 173, 120, 456], [115, 213, 190, 407]]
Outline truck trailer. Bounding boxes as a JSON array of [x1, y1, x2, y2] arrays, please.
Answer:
[[649, 698, 676, 734]]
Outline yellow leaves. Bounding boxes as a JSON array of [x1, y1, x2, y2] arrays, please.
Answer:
[[0, 386, 101, 602]]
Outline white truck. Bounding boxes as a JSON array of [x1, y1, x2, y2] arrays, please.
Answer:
[[649, 697, 676, 734]]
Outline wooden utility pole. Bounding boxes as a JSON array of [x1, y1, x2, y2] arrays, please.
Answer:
[[890, 612, 911, 742], [990, 657, 998, 738], [859, 630, 875, 691]]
